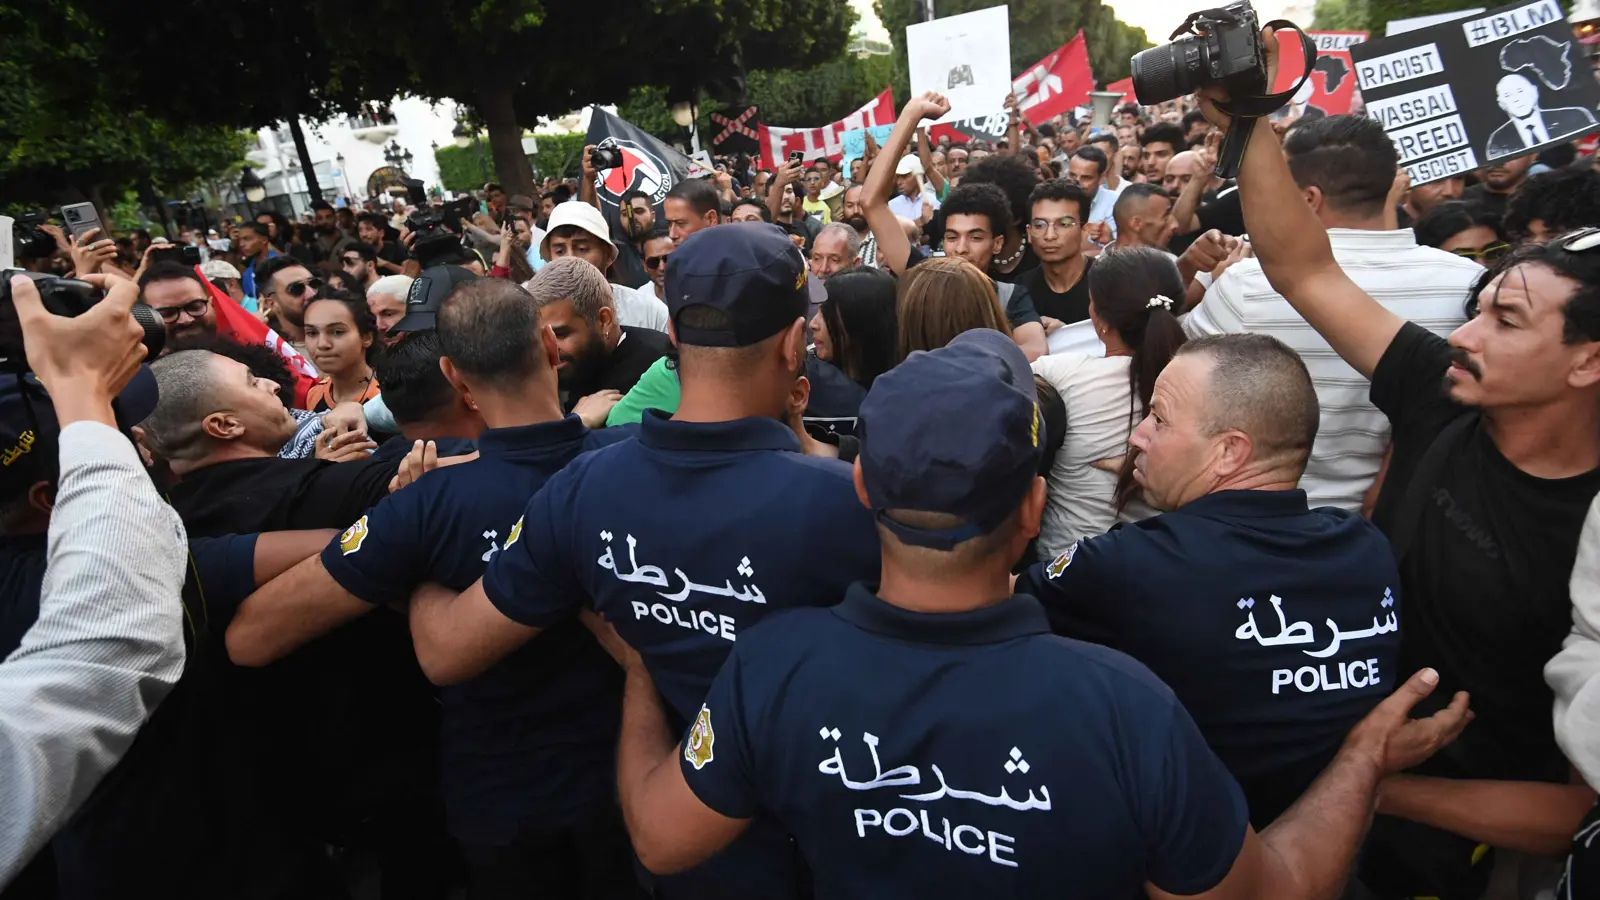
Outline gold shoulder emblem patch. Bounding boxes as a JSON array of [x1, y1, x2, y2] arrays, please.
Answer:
[[505, 516, 524, 549], [339, 515, 370, 556], [684, 704, 716, 770], [794, 266, 807, 291], [1045, 540, 1079, 579]]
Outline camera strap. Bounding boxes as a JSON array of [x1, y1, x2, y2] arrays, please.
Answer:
[[1212, 23, 1319, 121]]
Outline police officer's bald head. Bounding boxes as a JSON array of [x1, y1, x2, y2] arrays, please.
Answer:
[[436, 278, 556, 392], [1129, 333, 1319, 511]]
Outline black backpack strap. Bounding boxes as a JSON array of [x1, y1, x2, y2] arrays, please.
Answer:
[[1387, 414, 1474, 563]]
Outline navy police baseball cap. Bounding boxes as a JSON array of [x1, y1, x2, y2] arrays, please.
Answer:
[[0, 365, 159, 501], [664, 224, 808, 347], [858, 329, 1043, 550], [393, 265, 479, 335]]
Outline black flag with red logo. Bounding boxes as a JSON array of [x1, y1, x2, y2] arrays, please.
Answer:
[[584, 108, 711, 232]]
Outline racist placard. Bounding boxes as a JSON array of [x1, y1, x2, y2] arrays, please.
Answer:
[[1352, 0, 1600, 184]]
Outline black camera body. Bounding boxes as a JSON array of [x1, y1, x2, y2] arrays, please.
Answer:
[[403, 179, 479, 269], [11, 212, 57, 261], [590, 146, 623, 170], [0, 271, 165, 374], [1130, 2, 1266, 107]]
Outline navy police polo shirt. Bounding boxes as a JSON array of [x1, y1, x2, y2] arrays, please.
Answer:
[[320, 415, 630, 842], [1015, 489, 1402, 826], [484, 410, 881, 897], [680, 584, 1250, 898]]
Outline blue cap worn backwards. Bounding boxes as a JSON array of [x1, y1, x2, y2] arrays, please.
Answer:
[[665, 224, 809, 348], [858, 329, 1043, 550]]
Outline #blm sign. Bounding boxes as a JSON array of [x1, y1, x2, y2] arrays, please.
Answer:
[[1352, 0, 1600, 185], [906, 5, 1013, 125]]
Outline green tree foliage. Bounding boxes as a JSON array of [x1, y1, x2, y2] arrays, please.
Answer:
[[321, 0, 856, 197], [1311, 0, 1370, 31], [0, 4, 251, 212], [873, 0, 1152, 104], [433, 133, 587, 193]]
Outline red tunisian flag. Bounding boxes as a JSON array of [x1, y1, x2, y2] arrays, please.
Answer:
[[1013, 31, 1095, 125], [758, 89, 896, 169], [194, 265, 318, 408]]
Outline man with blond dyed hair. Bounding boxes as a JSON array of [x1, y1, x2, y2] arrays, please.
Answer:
[[524, 257, 670, 420]]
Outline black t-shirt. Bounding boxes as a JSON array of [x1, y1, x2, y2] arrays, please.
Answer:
[[373, 239, 408, 268], [1461, 183, 1513, 223], [1015, 257, 1093, 325], [562, 326, 671, 413], [166, 456, 441, 880], [1370, 322, 1600, 782], [1560, 802, 1600, 900], [991, 241, 1041, 283], [167, 454, 400, 536], [996, 280, 1042, 329], [1196, 186, 1246, 238]]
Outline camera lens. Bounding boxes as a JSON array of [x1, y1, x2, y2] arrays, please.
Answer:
[[130, 303, 166, 361], [1130, 41, 1193, 106]]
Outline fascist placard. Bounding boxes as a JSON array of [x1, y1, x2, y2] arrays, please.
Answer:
[[1351, 0, 1600, 185]]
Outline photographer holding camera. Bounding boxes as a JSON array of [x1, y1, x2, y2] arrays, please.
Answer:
[[0, 271, 184, 879]]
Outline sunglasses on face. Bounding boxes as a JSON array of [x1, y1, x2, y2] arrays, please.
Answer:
[[154, 298, 210, 323], [275, 277, 323, 299], [646, 255, 670, 268], [341, 255, 363, 266], [1452, 242, 1510, 262]]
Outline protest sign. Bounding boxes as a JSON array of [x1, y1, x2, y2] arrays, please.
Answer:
[[1351, 0, 1600, 184], [1385, 9, 1485, 36], [1281, 32, 1369, 116], [907, 5, 1013, 124], [840, 125, 896, 172], [930, 32, 1096, 143], [758, 89, 896, 169]]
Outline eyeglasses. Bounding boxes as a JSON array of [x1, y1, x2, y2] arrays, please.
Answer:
[[276, 277, 323, 299], [1028, 217, 1080, 233], [645, 255, 671, 268], [153, 298, 210, 323], [1451, 242, 1510, 262]]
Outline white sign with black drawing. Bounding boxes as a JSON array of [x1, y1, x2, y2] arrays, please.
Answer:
[[1352, 0, 1600, 184], [906, 5, 1013, 125]]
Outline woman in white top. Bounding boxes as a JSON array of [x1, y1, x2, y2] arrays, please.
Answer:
[[1031, 246, 1187, 555]]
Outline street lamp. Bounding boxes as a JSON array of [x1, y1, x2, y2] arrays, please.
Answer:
[[452, 121, 473, 149], [383, 140, 414, 169], [239, 167, 266, 214], [335, 153, 353, 200]]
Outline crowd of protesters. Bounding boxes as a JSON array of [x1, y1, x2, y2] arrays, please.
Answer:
[[4, 31, 1600, 900]]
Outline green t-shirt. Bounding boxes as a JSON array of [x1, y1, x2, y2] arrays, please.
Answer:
[[606, 355, 682, 426]]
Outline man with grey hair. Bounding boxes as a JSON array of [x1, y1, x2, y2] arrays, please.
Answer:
[[808, 222, 860, 280], [1016, 333, 1406, 839], [524, 257, 668, 422], [366, 274, 413, 340]]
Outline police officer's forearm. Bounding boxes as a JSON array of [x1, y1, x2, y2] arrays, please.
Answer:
[[1376, 775, 1595, 856], [616, 661, 685, 866], [1249, 747, 1384, 898], [227, 555, 374, 667]]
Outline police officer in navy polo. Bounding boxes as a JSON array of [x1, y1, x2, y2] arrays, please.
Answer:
[[610, 327, 1473, 899], [1015, 333, 1403, 827], [226, 271, 640, 898], [407, 223, 881, 899]]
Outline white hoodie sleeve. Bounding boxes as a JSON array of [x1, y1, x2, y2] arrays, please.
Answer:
[[1546, 492, 1600, 788]]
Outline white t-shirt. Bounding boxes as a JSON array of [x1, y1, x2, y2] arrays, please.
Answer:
[[612, 282, 669, 333], [1182, 227, 1480, 512], [1030, 352, 1157, 555]]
